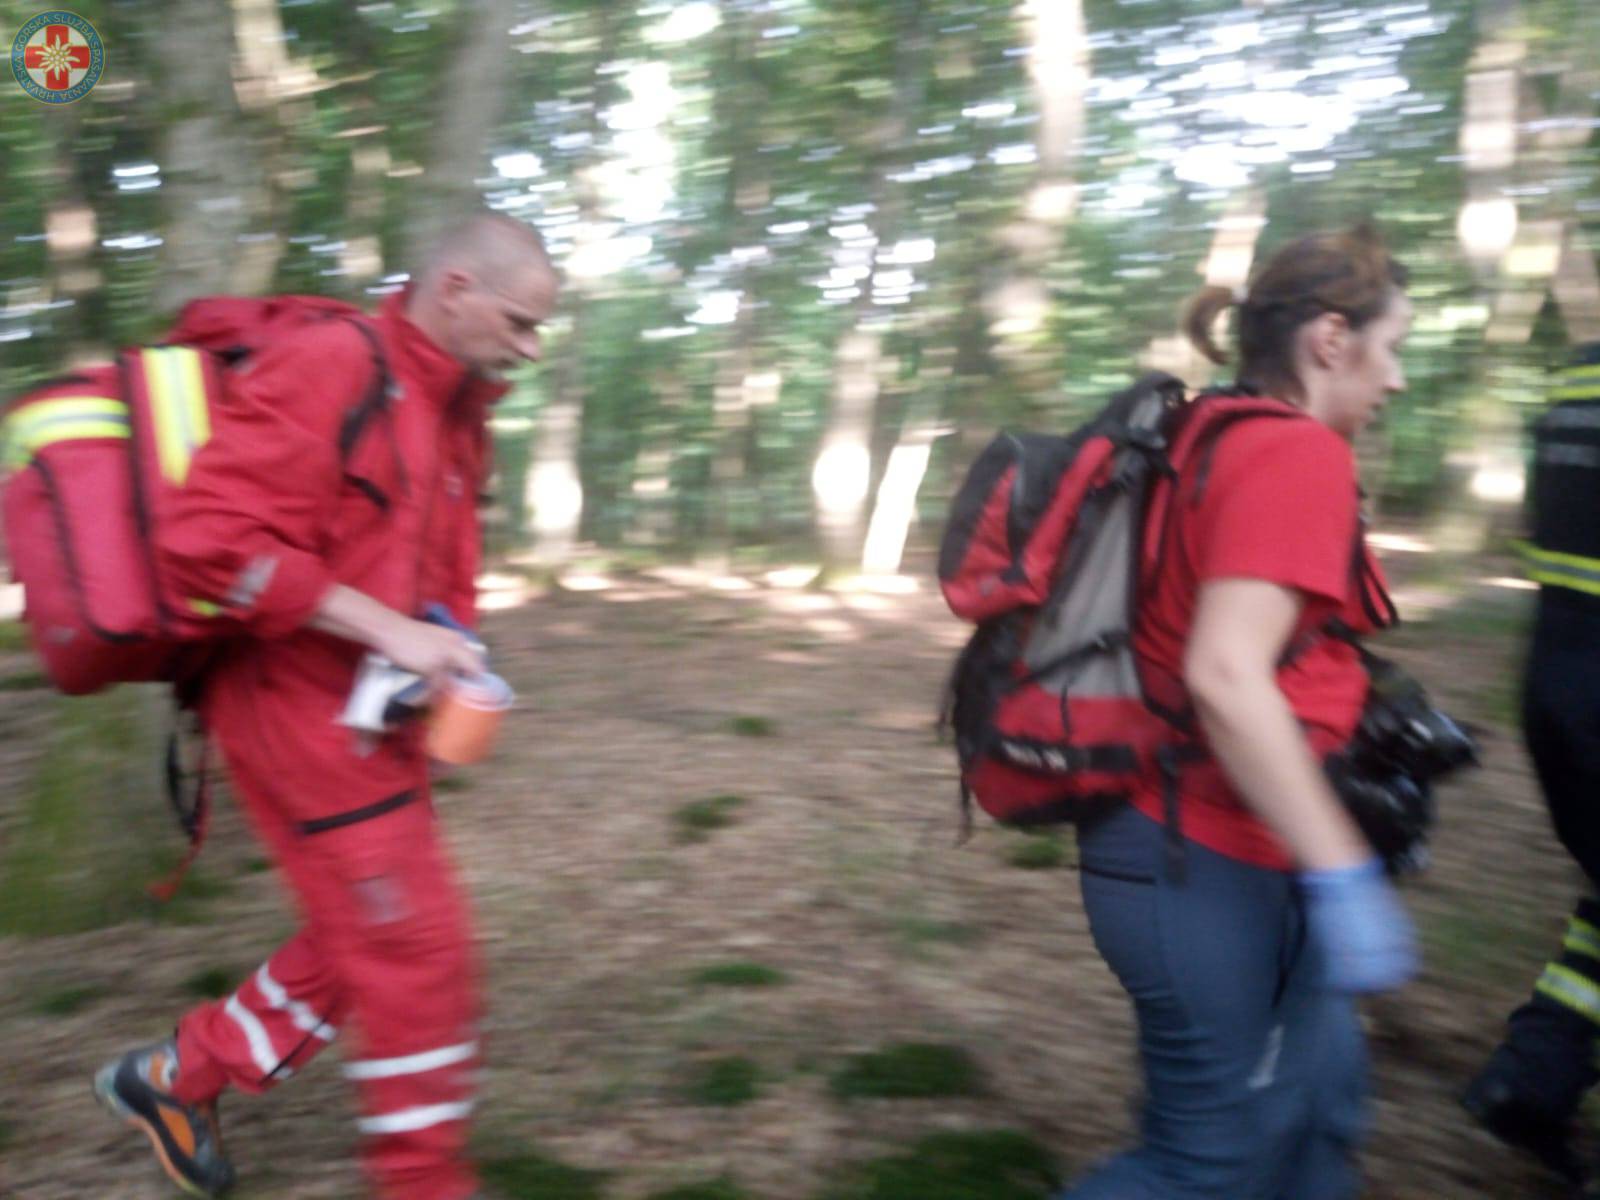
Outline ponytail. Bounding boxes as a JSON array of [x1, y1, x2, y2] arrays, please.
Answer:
[[1182, 285, 1239, 366]]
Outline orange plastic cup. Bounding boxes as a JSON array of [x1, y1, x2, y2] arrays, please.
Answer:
[[426, 672, 514, 765]]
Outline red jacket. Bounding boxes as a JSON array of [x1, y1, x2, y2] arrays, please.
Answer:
[[157, 293, 507, 812]]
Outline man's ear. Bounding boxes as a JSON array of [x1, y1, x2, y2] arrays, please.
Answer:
[[1303, 311, 1351, 370], [437, 267, 473, 307]]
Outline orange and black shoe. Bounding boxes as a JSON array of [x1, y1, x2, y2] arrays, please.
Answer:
[[94, 1039, 236, 1197]]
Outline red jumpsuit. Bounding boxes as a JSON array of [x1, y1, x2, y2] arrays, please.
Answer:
[[154, 293, 503, 1200]]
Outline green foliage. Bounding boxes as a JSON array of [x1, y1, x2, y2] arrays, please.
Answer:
[[1004, 836, 1068, 871], [691, 961, 789, 988], [0, 689, 183, 937], [479, 1146, 609, 1200], [1387, 587, 1532, 728], [893, 917, 983, 951], [151, 870, 236, 926], [1418, 896, 1550, 986], [0, 622, 29, 653], [683, 1055, 761, 1107], [827, 1042, 985, 1100], [0, 670, 49, 692], [646, 1180, 750, 1200], [29, 983, 105, 1017], [3, 0, 1591, 555], [724, 716, 777, 738], [183, 967, 236, 998], [815, 1129, 1060, 1200], [1401, 591, 1533, 645], [671, 795, 747, 843]]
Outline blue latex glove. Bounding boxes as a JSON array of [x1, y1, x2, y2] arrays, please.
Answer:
[[1299, 858, 1418, 994]]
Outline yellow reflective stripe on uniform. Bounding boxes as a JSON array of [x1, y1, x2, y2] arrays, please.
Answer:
[[141, 346, 213, 485], [1565, 918, 1600, 962], [0, 396, 131, 468], [1550, 384, 1600, 402], [1516, 541, 1600, 598], [1550, 364, 1600, 400], [1536, 963, 1600, 1023], [1527, 567, 1600, 598]]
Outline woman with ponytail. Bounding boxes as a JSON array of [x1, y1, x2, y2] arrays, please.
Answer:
[[1061, 224, 1417, 1199]]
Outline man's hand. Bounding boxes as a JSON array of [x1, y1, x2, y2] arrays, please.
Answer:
[[375, 616, 484, 691], [309, 584, 484, 691]]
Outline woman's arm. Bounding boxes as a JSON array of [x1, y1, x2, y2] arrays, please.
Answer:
[[1183, 577, 1372, 871]]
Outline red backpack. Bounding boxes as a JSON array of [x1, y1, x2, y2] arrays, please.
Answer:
[[1, 295, 391, 695], [937, 373, 1307, 831]]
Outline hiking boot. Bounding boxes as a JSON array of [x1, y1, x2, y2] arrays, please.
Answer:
[[1461, 1066, 1582, 1185], [94, 1039, 236, 1197]]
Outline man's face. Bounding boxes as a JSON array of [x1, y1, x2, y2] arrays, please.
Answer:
[[443, 262, 560, 377]]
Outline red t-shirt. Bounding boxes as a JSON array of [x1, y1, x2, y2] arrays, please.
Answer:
[[1130, 410, 1390, 870]]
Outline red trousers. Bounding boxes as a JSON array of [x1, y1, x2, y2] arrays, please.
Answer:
[[170, 718, 482, 1200]]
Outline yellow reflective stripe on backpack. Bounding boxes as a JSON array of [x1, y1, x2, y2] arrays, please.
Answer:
[[1517, 540, 1600, 598], [0, 396, 131, 469], [139, 346, 213, 484]]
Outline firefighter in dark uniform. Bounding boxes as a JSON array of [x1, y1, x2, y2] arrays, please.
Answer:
[[1464, 340, 1600, 1189]]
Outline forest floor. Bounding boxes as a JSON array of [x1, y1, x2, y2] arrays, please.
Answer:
[[0, 539, 1586, 1200]]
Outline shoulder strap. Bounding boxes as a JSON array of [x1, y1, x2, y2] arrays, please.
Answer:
[[1143, 396, 1301, 591], [331, 316, 409, 508], [334, 317, 393, 464]]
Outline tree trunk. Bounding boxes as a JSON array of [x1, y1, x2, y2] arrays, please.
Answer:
[[153, 0, 273, 315], [401, 0, 519, 266], [520, 11, 620, 566], [1435, 0, 1600, 551], [813, 0, 930, 577], [984, 0, 1089, 387]]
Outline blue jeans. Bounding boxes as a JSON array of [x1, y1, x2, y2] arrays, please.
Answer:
[[1060, 806, 1366, 1200]]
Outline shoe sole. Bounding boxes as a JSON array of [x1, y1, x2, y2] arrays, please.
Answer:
[[94, 1063, 216, 1199]]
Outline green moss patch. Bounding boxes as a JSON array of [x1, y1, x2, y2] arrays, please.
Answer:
[[828, 1042, 985, 1100], [682, 1055, 761, 1107], [480, 1146, 609, 1200], [690, 961, 788, 988], [671, 795, 747, 843], [183, 967, 236, 998], [1005, 836, 1068, 870], [816, 1129, 1060, 1200], [29, 983, 105, 1017], [646, 1179, 750, 1200]]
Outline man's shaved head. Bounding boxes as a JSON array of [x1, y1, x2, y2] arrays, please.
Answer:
[[408, 210, 560, 376], [417, 211, 552, 293]]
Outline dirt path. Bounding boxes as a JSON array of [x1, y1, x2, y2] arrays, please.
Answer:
[[0, 549, 1582, 1199]]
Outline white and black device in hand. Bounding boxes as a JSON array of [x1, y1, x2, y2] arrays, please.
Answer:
[[338, 604, 486, 735]]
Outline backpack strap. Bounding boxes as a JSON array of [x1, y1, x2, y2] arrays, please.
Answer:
[[1139, 394, 1305, 729], [148, 707, 214, 901], [333, 317, 409, 508]]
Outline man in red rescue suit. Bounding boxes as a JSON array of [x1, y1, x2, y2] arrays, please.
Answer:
[[94, 212, 558, 1200]]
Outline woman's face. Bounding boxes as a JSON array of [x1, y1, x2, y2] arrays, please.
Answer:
[[1323, 290, 1413, 438]]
